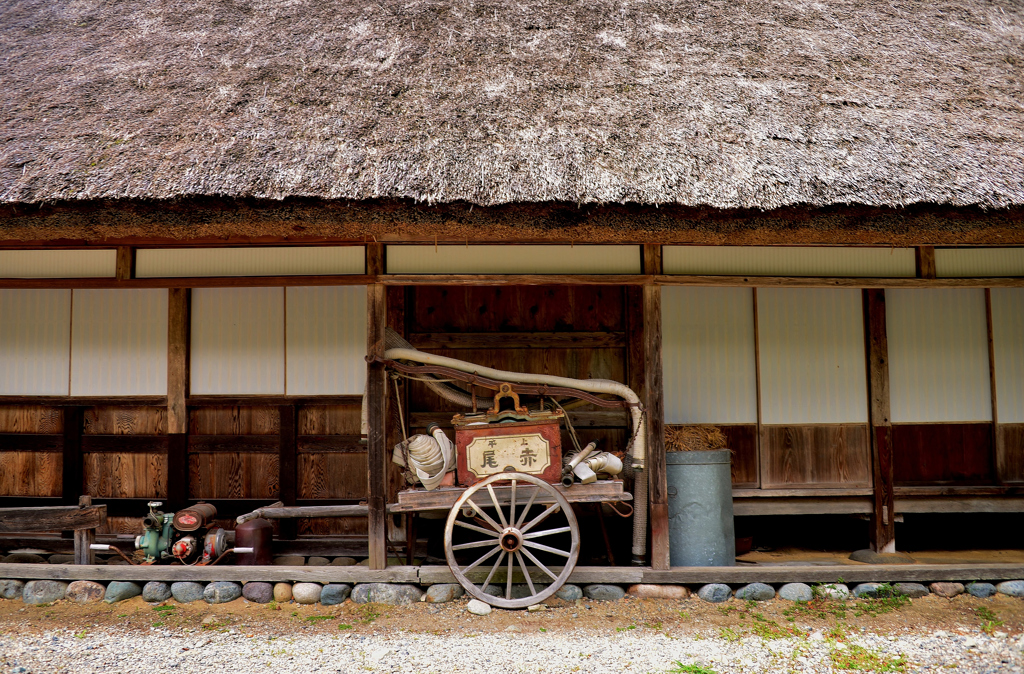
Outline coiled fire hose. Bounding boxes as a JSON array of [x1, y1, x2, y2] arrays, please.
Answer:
[[392, 424, 456, 491]]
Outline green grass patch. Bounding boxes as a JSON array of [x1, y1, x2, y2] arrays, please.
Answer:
[[338, 623, 353, 630], [976, 607, 1004, 634], [668, 663, 716, 674], [830, 644, 907, 672], [304, 615, 336, 623]]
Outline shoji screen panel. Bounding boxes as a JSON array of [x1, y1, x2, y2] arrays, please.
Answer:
[[191, 288, 285, 395], [387, 245, 641, 274], [991, 288, 1024, 483], [137, 246, 365, 277], [756, 288, 870, 488], [0, 289, 71, 395], [286, 286, 366, 395], [0, 249, 116, 278], [70, 289, 168, 396], [663, 246, 915, 277], [662, 287, 759, 486], [886, 289, 993, 484]]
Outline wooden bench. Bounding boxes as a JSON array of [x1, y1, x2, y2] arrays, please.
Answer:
[[0, 496, 107, 564]]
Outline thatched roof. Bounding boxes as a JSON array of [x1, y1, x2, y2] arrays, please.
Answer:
[[2, 0, 1023, 210]]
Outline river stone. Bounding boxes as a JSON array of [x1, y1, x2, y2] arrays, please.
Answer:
[[171, 582, 206, 603], [853, 583, 883, 599], [320, 584, 352, 605], [467, 598, 491, 616], [818, 584, 850, 600], [48, 554, 75, 565], [894, 582, 929, 598], [555, 584, 583, 601], [849, 549, 916, 565], [929, 582, 965, 598], [3, 553, 46, 564], [306, 556, 330, 567], [292, 582, 323, 604], [996, 580, 1024, 598], [104, 581, 142, 603], [66, 581, 105, 604], [697, 584, 732, 603], [0, 579, 26, 600], [24, 580, 68, 605], [242, 582, 273, 604], [273, 583, 293, 603], [778, 583, 814, 602], [735, 583, 776, 601], [584, 584, 625, 601], [351, 583, 424, 605], [966, 582, 997, 598], [331, 557, 357, 566], [204, 581, 242, 604], [273, 555, 306, 566], [141, 582, 172, 603], [626, 584, 690, 600], [425, 584, 464, 603]]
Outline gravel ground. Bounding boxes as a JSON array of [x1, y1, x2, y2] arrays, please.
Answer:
[[1, 596, 1022, 674]]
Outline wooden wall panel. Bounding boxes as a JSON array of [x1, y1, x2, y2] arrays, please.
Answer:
[[761, 424, 871, 488], [83, 407, 167, 435], [188, 453, 279, 498], [0, 451, 61, 496], [189, 406, 280, 435], [410, 286, 625, 333], [298, 517, 368, 536], [83, 453, 166, 497], [997, 424, 1024, 484], [97, 516, 144, 536], [719, 424, 758, 488], [893, 423, 994, 485], [298, 454, 367, 499], [0, 405, 63, 433], [299, 405, 362, 435]]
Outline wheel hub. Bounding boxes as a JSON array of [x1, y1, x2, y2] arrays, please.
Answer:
[[499, 527, 522, 553]]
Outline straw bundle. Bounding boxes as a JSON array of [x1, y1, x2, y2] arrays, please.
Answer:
[[665, 425, 728, 453]]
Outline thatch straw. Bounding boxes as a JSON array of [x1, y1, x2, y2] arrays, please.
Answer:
[[1, 0, 1023, 209], [665, 425, 728, 453]]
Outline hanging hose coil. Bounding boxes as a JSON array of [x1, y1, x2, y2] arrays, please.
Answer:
[[392, 424, 456, 491]]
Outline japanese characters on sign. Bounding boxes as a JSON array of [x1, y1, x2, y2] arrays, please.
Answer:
[[465, 433, 551, 478]]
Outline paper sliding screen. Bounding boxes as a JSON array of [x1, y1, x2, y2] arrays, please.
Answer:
[[0, 289, 72, 395], [991, 288, 1024, 423], [285, 286, 366, 395]]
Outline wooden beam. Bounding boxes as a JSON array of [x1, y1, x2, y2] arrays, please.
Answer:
[[0, 396, 166, 407], [986, 288, 1004, 483], [0, 275, 375, 290], [186, 395, 361, 407], [189, 435, 280, 453], [0, 505, 106, 533], [643, 244, 669, 570], [641, 563, 1024, 585], [753, 288, 765, 489], [0, 434, 62, 451], [115, 246, 135, 281], [654, 275, 1024, 289], [865, 289, 896, 553], [278, 405, 298, 540], [733, 496, 874, 516], [381, 274, 650, 286], [80, 436, 170, 453], [61, 407, 84, 505], [0, 563, 418, 584], [407, 332, 627, 349], [73, 496, 97, 565], [915, 246, 937, 279], [366, 243, 388, 570], [166, 288, 190, 509]]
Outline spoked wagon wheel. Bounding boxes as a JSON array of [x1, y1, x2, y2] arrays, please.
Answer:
[[444, 472, 579, 609]]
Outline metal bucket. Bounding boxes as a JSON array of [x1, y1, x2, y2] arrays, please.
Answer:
[[666, 449, 735, 566]]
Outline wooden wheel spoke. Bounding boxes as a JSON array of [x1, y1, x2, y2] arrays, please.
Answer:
[[454, 520, 500, 538], [516, 551, 535, 597], [514, 487, 539, 529], [523, 540, 572, 558], [482, 549, 506, 591], [522, 526, 571, 540], [464, 497, 503, 533], [461, 544, 502, 574], [486, 484, 508, 528], [520, 502, 560, 535], [452, 539, 502, 551], [505, 552, 514, 600], [519, 545, 559, 581], [509, 479, 517, 531]]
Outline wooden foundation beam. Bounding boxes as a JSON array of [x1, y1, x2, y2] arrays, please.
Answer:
[[865, 289, 896, 553], [366, 243, 388, 570]]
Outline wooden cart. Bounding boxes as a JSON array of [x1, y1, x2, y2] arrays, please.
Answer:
[[390, 476, 632, 609]]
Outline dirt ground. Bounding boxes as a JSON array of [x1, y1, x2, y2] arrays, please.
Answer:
[[1, 590, 1021, 641]]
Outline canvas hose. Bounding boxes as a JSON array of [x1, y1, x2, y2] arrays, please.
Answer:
[[381, 344, 649, 563]]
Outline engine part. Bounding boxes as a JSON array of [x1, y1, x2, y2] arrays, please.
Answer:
[[172, 502, 217, 532], [135, 502, 175, 564], [200, 527, 228, 565], [235, 517, 273, 565]]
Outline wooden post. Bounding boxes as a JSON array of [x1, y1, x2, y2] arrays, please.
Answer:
[[643, 245, 669, 569], [167, 288, 190, 509], [74, 495, 96, 565], [865, 289, 896, 552], [366, 243, 388, 570], [115, 246, 136, 281], [61, 407, 84, 506], [278, 404, 298, 540], [986, 289, 1003, 482], [915, 246, 937, 279]]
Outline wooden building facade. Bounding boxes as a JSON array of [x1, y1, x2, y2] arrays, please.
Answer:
[[2, 0, 1023, 570]]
